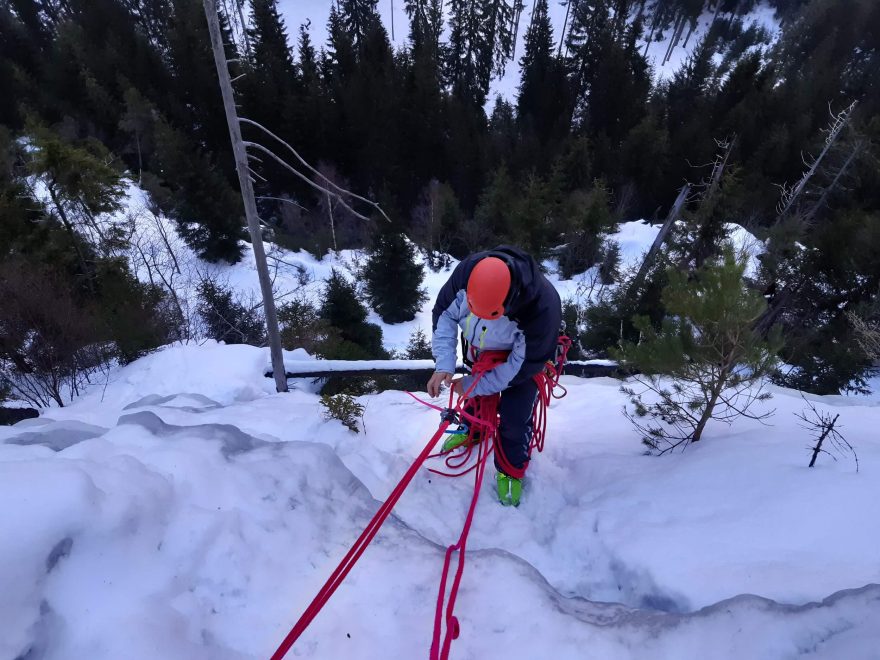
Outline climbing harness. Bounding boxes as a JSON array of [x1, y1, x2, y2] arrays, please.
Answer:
[[269, 336, 571, 660]]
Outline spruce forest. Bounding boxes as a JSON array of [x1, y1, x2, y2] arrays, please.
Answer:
[[2, 0, 879, 405]]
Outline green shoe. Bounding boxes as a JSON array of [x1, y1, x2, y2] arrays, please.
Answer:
[[442, 426, 470, 452], [496, 472, 523, 507]]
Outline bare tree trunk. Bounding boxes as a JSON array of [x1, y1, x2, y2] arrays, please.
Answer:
[[663, 12, 685, 66], [326, 191, 338, 252], [627, 184, 690, 300], [47, 183, 95, 293], [809, 414, 840, 467], [203, 0, 288, 393], [776, 102, 857, 222], [692, 364, 730, 443], [558, 0, 575, 57], [682, 17, 697, 49], [803, 140, 864, 227]]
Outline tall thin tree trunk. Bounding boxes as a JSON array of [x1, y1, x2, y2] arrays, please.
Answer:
[[203, 0, 288, 393], [627, 184, 690, 301], [803, 140, 864, 227], [776, 102, 857, 222], [326, 191, 338, 252], [47, 183, 95, 294]]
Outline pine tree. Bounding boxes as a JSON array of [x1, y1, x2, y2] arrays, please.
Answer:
[[446, 0, 521, 107], [558, 182, 616, 279], [566, 0, 650, 142], [363, 233, 428, 323], [150, 118, 244, 263], [474, 164, 517, 244], [517, 0, 569, 148], [616, 248, 782, 452], [166, 0, 239, 167], [26, 124, 126, 271], [404, 328, 433, 359], [320, 269, 387, 359], [290, 23, 325, 165], [340, 0, 382, 47], [242, 0, 297, 131], [405, 0, 443, 56]]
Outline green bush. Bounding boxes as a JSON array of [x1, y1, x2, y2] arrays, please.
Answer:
[[320, 393, 365, 433]]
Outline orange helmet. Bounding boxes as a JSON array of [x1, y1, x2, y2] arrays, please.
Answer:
[[467, 256, 512, 319]]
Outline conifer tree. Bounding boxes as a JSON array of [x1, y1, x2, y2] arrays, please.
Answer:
[[320, 269, 387, 358], [472, 164, 517, 247], [566, 0, 649, 141], [197, 279, 266, 345], [616, 248, 782, 452], [517, 0, 569, 147], [446, 0, 521, 107], [363, 232, 428, 323], [405, 0, 443, 56], [291, 22, 325, 165], [151, 119, 244, 263], [404, 328, 433, 359], [243, 0, 296, 131], [340, 0, 382, 47]]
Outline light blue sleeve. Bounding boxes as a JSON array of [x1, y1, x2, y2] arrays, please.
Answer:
[[432, 291, 463, 374], [460, 331, 527, 396]]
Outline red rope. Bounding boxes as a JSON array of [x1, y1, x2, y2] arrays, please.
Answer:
[[269, 377, 484, 660], [428, 341, 570, 659], [433, 336, 572, 480], [269, 338, 571, 660]]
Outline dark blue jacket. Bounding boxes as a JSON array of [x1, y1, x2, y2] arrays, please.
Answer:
[[431, 246, 562, 395]]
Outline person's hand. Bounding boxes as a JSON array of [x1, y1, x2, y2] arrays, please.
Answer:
[[451, 378, 466, 396], [427, 371, 453, 398]]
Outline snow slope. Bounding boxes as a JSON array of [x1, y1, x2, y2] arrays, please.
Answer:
[[2, 342, 879, 659]]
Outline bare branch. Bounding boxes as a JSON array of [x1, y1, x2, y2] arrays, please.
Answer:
[[239, 117, 391, 223], [256, 195, 309, 212], [243, 141, 373, 223]]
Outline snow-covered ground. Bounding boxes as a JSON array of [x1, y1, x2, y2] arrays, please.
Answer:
[[11, 162, 879, 658], [2, 341, 879, 659]]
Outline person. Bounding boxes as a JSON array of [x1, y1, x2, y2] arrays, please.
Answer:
[[427, 246, 562, 506]]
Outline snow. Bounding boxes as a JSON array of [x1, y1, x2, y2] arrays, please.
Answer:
[[645, 2, 782, 82], [2, 342, 880, 658]]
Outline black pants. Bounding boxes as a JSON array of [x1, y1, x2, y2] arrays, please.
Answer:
[[495, 378, 538, 476]]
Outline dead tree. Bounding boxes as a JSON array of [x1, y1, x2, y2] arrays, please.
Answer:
[[203, 0, 390, 391], [847, 310, 880, 361], [626, 183, 690, 302], [675, 135, 737, 271], [203, 0, 287, 392], [796, 394, 857, 471], [775, 102, 857, 222], [802, 138, 866, 227], [755, 102, 862, 337]]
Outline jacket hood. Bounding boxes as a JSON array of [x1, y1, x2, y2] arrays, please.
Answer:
[[482, 245, 541, 315]]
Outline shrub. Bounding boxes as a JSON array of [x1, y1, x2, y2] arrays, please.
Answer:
[[320, 393, 365, 433]]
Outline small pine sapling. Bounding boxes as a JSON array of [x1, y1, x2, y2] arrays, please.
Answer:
[[796, 394, 858, 471], [615, 248, 781, 453], [320, 393, 365, 433]]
